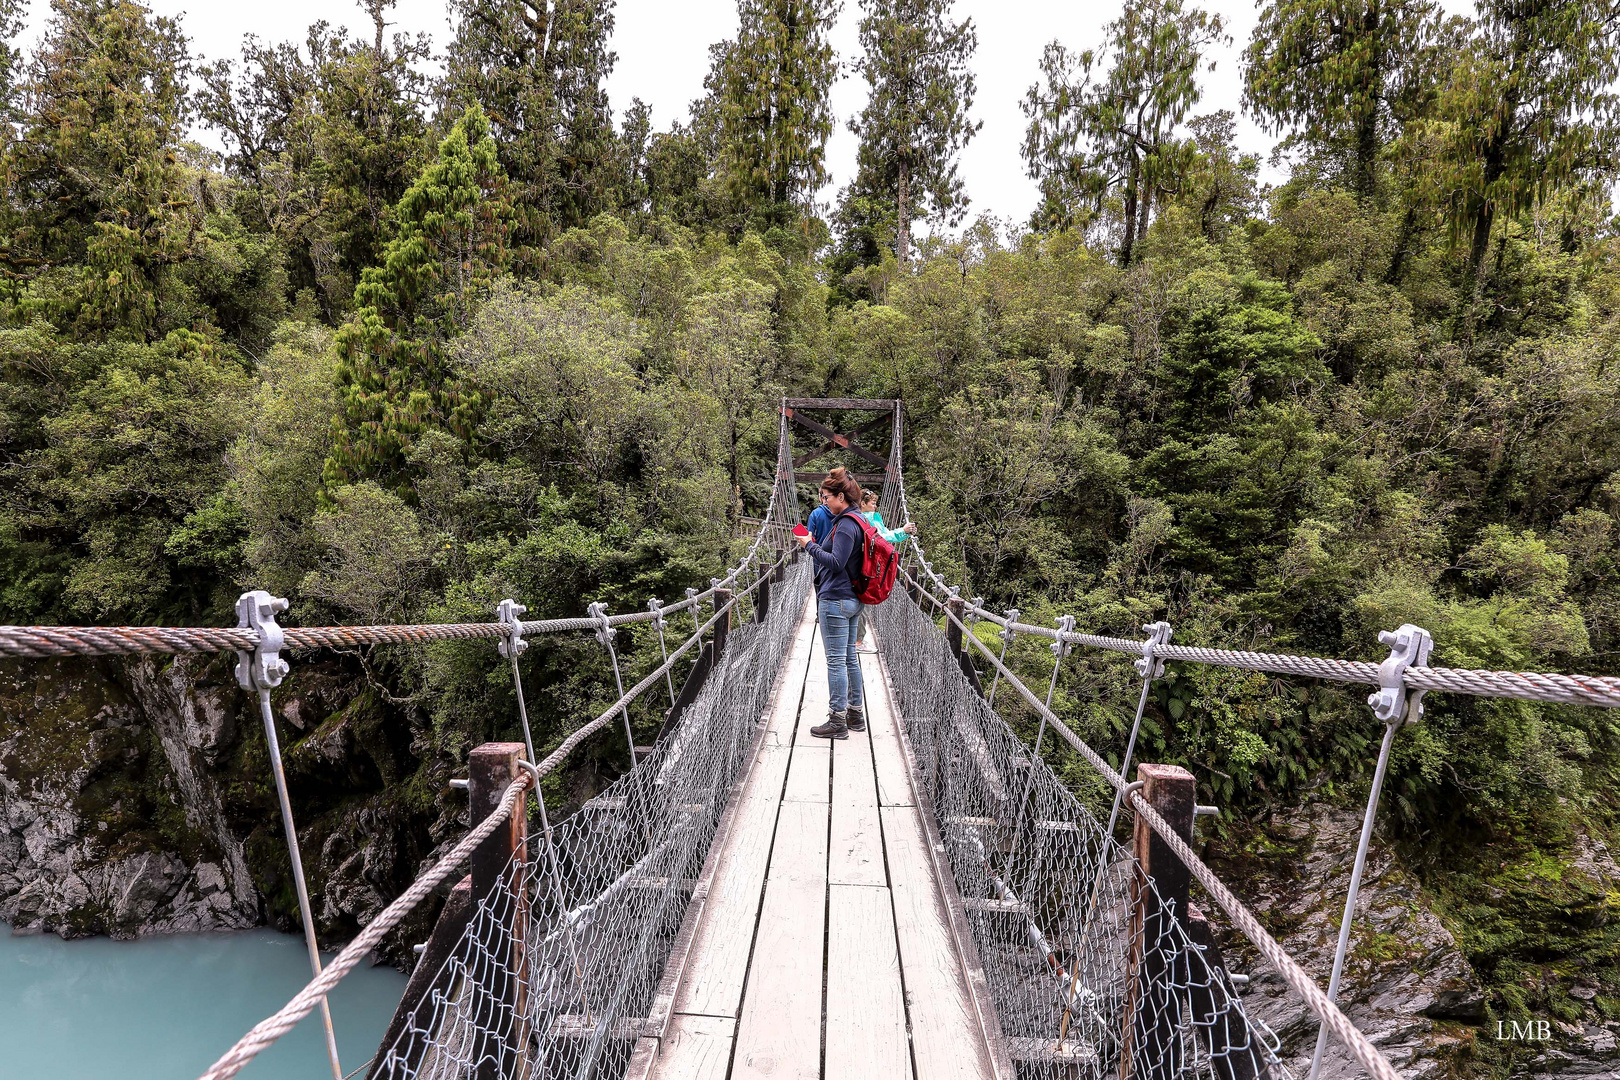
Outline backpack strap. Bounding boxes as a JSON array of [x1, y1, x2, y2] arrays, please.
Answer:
[[833, 508, 867, 583]]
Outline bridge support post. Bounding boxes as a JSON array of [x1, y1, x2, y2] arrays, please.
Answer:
[[1122, 763, 1195, 1080], [713, 587, 733, 664], [468, 742, 530, 1080], [945, 593, 984, 695]]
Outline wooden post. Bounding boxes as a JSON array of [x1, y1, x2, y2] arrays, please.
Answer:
[[713, 587, 733, 664], [945, 595, 984, 695], [1186, 903, 1267, 1080], [367, 876, 475, 1080], [757, 564, 772, 625], [468, 742, 529, 1080], [1122, 763, 1195, 1080]]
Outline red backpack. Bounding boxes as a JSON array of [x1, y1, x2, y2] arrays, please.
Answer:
[[838, 510, 900, 605]]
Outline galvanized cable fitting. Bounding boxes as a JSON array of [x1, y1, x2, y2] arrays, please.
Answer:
[[235, 590, 290, 691], [1051, 615, 1077, 659], [587, 601, 616, 649], [999, 609, 1020, 647], [496, 599, 527, 659], [1135, 620, 1173, 680], [1368, 623, 1434, 724]]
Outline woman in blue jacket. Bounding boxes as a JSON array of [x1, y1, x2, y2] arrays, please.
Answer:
[[794, 468, 868, 739]]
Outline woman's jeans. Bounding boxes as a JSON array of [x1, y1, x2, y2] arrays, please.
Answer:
[[817, 596, 865, 715]]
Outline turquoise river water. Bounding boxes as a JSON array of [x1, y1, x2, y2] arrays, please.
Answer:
[[0, 926, 408, 1079]]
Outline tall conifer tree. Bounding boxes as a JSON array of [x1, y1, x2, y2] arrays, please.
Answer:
[[2, 0, 193, 338], [846, 0, 979, 262], [707, 0, 841, 224], [1243, 0, 1443, 198], [325, 105, 513, 494], [1432, 0, 1620, 286], [442, 0, 618, 259], [198, 7, 431, 320], [1021, 0, 1224, 264]]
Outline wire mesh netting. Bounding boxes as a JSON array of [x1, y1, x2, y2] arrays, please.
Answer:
[[370, 558, 813, 1080], [868, 577, 1292, 1080]]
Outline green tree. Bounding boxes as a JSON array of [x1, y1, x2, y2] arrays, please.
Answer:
[[1020, 0, 1226, 264], [1, 0, 192, 339], [706, 0, 842, 224], [1243, 0, 1443, 198], [845, 0, 980, 263], [0, 325, 251, 621], [198, 9, 431, 320], [442, 0, 619, 259], [324, 105, 514, 494], [0, 0, 25, 125], [1426, 0, 1620, 288]]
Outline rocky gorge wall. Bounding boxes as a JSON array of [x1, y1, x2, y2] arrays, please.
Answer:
[[0, 653, 447, 963], [1213, 805, 1620, 1080]]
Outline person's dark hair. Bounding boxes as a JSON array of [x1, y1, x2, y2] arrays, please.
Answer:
[[821, 466, 861, 506], [860, 488, 878, 505]]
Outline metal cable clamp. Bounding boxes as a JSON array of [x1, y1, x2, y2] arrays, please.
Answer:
[[497, 599, 527, 658], [1135, 621, 1173, 680], [587, 601, 616, 648], [999, 608, 1020, 646], [1051, 615, 1077, 659], [1367, 623, 1434, 724], [235, 590, 290, 691]]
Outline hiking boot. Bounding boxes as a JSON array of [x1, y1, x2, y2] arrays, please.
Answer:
[[844, 705, 867, 732], [811, 711, 849, 740]]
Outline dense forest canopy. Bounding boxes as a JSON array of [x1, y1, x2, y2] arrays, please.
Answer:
[[4, 0, 1620, 1029]]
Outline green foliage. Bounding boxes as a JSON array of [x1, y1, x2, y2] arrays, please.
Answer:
[[324, 105, 514, 493], [2, 0, 192, 339], [1243, 0, 1444, 196], [1020, 0, 1227, 262], [197, 12, 432, 320], [0, 324, 251, 622], [442, 0, 619, 257], [844, 0, 980, 263], [706, 0, 841, 223], [1424, 0, 1620, 285]]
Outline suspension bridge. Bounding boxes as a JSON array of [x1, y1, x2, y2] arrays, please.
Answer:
[[4, 399, 1620, 1080]]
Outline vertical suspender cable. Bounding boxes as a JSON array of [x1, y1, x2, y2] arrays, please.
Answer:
[[236, 591, 342, 1080]]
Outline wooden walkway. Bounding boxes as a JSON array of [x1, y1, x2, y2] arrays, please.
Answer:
[[628, 595, 1005, 1080]]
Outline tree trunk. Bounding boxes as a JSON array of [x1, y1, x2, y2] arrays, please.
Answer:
[[896, 157, 910, 265], [1384, 204, 1417, 285], [1354, 0, 1383, 199], [1136, 184, 1153, 257], [1120, 161, 1141, 267]]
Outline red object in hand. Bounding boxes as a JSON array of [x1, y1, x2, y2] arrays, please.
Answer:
[[793, 524, 809, 537]]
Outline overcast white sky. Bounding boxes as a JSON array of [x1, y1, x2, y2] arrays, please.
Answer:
[[12, 0, 1475, 227]]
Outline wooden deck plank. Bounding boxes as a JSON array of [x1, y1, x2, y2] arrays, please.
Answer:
[[731, 799, 829, 1080], [829, 733, 885, 887], [882, 803, 998, 1080], [795, 618, 830, 745], [640, 1015, 736, 1080], [826, 884, 913, 1080], [668, 600, 813, 1021], [863, 650, 916, 807], [761, 596, 817, 748], [670, 756, 791, 1019], [782, 743, 830, 803]]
